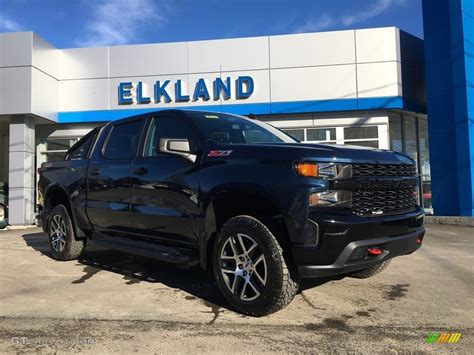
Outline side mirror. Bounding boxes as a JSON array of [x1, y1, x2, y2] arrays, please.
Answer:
[[159, 139, 197, 162]]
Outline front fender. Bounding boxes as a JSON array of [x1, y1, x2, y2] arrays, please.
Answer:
[[196, 158, 328, 269]]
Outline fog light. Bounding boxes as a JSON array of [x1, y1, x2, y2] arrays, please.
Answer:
[[309, 190, 351, 207], [309, 191, 339, 206], [309, 193, 319, 206]]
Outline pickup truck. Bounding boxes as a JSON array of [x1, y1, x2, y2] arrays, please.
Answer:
[[38, 109, 425, 316]]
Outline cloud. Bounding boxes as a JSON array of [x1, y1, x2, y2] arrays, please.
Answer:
[[294, 0, 406, 34], [77, 0, 166, 47], [0, 14, 22, 32], [342, 0, 406, 26], [294, 14, 335, 33]]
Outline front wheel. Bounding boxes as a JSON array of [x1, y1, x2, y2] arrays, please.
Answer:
[[48, 204, 85, 261], [213, 215, 299, 317]]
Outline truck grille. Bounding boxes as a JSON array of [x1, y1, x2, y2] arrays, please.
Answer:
[[352, 189, 417, 216], [353, 164, 416, 177], [351, 164, 418, 216]]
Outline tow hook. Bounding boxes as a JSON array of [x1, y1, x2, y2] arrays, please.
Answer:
[[367, 247, 383, 256]]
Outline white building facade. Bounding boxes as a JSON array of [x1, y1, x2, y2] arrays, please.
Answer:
[[0, 27, 429, 225]]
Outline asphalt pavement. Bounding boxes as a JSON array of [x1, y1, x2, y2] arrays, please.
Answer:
[[0, 224, 472, 353]]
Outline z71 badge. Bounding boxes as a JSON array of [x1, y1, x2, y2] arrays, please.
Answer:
[[208, 150, 233, 157]]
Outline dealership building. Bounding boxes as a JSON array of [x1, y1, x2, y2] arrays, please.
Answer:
[[0, 0, 472, 224]]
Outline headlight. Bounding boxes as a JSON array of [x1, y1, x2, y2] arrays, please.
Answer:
[[295, 162, 351, 178], [318, 163, 337, 178], [309, 190, 351, 207]]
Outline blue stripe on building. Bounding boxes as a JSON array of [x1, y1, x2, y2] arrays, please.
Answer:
[[58, 96, 424, 123]]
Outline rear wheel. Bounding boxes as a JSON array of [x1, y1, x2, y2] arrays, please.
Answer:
[[0, 203, 7, 229], [48, 204, 85, 261], [213, 215, 299, 316], [349, 260, 391, 279]]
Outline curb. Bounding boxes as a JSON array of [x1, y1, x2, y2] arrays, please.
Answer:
[[424, 216, 474, 227], [0, 224, 38, 231]]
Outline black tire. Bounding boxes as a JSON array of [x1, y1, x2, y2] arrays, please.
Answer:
[[0, 203, 7, 229], [349, 260, 391, 279], [47, 204, 85, 261], [213, 215, 299, 317]]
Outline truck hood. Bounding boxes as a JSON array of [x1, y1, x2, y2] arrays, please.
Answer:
[[218, 142, 414, 165]]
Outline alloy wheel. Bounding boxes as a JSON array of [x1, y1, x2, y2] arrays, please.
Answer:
[[50, 214, 66, 253], [219, 233, 267, 301]]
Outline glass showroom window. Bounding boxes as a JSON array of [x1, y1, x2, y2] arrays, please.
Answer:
[[388, 113, 432, 213], [389, 114, 403, 152], [343, 126, 379, 148], [38, 137, 78, 164], [307, 128, 336, 143], [283, 125, 386, 147], [35, 137, 79, 211], [403, 117, 418, 161], [418, 117, 431, 211], [282, 127, 337, 144], [282, 128, 304, 141]]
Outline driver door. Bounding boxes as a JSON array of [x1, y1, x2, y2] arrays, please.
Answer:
[[130, 114, 200, 245]]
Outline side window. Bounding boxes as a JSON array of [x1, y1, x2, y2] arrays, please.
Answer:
[[67, 132, 96, 160], [144, 116, 195, 157], [104, 120, 142, 159]]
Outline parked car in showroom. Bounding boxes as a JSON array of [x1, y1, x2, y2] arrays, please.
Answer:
[[0, 182, 8, 229], [38, 109, 424, 316]]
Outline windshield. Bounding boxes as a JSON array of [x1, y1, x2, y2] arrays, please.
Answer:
[[188, 112, 298, 144]]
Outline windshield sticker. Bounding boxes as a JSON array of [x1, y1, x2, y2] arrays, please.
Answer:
[[205, 115, 220, 119]]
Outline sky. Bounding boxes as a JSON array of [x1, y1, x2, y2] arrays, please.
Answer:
[[0, 0, 424, 49]]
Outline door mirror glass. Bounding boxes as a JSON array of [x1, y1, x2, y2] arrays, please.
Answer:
[[159, 139, 196, 162]]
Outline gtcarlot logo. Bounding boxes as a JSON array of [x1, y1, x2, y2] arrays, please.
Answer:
[[426, 332, 462, 344], [10, 336, 96, 346]]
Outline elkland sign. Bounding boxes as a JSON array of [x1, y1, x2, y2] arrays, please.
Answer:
[[118, 76, 254, 105]]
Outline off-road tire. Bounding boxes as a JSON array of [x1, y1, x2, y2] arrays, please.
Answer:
[[48, 204, 85, 261], [0, 203, 7, 229], [213, 215, 299, 317], [349, 260, 391, 279]]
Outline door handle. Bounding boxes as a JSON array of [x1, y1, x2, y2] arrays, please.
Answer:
[[90, 167, 101, 176], [133, 167, 148, 176]]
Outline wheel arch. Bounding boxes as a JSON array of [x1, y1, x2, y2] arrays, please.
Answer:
[[199, 188, 290, 270], [44, 185, 85, 239]]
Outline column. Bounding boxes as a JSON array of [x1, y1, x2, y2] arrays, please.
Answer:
[[422, 0, 474, 216], [8, 115, 36, 225]]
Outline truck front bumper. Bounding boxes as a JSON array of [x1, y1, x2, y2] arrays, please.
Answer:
[[292, 207, 425, 278], [296, 227, 424, 277]]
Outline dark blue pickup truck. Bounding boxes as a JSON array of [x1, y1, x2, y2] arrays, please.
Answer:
[[38, 109, 424, 316]]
